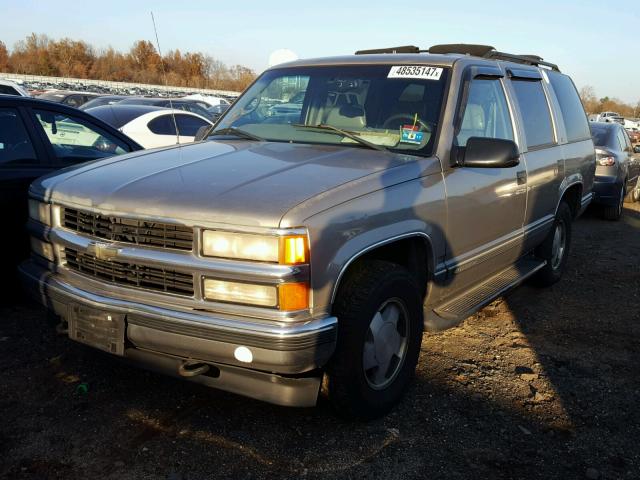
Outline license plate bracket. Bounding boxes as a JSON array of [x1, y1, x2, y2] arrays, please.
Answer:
[[68, 305, 125, 356]]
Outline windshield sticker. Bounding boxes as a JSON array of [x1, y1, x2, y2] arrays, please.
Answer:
[[400, 124, 424, 145], [388, 65, 443, 80]]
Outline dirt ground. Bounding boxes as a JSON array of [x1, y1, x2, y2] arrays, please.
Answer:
[[1, 202, 639, 480]]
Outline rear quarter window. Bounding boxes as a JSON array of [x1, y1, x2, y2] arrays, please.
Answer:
[[511, 79, 555, 148], [547, 72, 590, 143]]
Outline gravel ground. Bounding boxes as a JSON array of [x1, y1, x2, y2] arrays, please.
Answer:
[[1, 202, 639, 480]]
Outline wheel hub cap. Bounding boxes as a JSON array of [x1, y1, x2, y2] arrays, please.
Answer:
[[551, 222, 566, 270], [362, 299, 409, 390]]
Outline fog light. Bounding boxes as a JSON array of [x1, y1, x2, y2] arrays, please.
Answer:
[[30, 237, 54, 262], [203, 278, 277, 307], [234, 346, 253, 363]]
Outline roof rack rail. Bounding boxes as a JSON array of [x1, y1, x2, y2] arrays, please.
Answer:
[[428, 44, 560, 71], [355, 45, 422, 55]]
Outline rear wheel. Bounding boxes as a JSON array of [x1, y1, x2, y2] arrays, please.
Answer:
[[532, 201, 572, 287], [602, 184, 624, 220], [323, 260, 423, 419]]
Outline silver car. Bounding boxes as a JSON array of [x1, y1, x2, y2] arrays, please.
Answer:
[[590, 121, 640, 219], [21, 44, 595, 418]]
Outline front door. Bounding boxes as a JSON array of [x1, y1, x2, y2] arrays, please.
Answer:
[[442, 75, 527, 295]]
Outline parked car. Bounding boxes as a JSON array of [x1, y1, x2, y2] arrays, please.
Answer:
[[37, 90, 102, 108], [625, 127, 640, 144], [86, 104, 213, 148], [0, 79, 31, 97], [207, 103, 229, 122], [0, 96, 142, 293], [182, 93, 231, 107], [21, 44, 595, 419], [590, 122, 640, 219], [79, 95, 128, 110], [116, 97, 215, 121]]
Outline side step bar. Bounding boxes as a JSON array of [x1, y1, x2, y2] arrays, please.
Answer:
[[425, 258, 546, 331]]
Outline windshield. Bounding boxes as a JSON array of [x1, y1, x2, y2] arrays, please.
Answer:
[[213, 65, 449, 155]]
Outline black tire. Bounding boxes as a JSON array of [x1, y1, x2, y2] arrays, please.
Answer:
[[532, 202, 573, 287], [323, 260, 423, 420], [602, 184, 624, 221]]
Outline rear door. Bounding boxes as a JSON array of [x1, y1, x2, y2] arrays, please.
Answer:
[[0, 106, 51, 266], [506, 68, 565, 252]]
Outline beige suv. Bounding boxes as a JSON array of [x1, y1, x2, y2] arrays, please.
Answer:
[[21, 44, 595, 418]]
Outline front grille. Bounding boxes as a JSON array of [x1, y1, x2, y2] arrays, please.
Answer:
[[62, 208, 193, 251], [64, 248, 194, 296]]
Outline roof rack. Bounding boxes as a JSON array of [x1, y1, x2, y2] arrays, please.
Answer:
[[354, 43, 560, 72], [355, 45, 422, 55]]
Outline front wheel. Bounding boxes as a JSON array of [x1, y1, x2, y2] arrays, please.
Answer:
[[532, 201, 573, 287], [323, 260, 423, 419]]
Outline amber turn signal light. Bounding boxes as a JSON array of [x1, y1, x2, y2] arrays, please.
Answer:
[[278, 282, 309, 311], [280, 235, 308, 265]]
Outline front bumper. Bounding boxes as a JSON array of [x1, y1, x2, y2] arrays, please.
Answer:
[[19, 259, 337, 407]]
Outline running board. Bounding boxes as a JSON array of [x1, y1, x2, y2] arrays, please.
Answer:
[[426, 258, 546, 331]]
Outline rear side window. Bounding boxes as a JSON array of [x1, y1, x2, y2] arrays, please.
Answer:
[[0, 85, 20, 96], [511, 80, 555, 148], [175, 114, 210, 137], [547, 72, 590, 142], [0, 108, 38, 165], [148, 115, 177, 135]]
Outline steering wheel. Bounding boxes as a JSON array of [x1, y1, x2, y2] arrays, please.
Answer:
[[382, 114, 434, 132]]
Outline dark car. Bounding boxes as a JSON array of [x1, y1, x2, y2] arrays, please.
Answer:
[[37, 90, 102, 108], [79, 95, 128, 110], [117, 97, 214, 121], [0, 96, 142, 291], [590, 122, 640, 219], [206, 103, 229, 122]]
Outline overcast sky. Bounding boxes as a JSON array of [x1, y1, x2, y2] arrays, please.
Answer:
[[2, 0, 638, 103]]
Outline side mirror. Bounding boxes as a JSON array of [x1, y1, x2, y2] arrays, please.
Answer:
[[457, 137, 520, 168], [634, 145, 640, 154], [194, 125, 213, 142]]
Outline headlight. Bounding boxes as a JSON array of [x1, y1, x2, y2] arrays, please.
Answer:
[[28, 199, 52, 226], [202, 230, 308, 264], [30, 237, 54, 262]]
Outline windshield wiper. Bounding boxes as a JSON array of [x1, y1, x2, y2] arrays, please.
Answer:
[[292, 124, 388, 152], [207, 127, 264, 141]]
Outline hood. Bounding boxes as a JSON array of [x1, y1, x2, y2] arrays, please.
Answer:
[[32, 140, 421, 228]]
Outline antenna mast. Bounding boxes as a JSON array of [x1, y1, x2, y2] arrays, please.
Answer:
[[151, 11, 179, 145]]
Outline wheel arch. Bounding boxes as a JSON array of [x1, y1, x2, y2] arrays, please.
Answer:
[[557, 181, 583, 219], [330, 232, 435, 306]]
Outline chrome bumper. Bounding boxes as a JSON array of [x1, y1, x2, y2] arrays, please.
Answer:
[[19, 259, 338, 407]]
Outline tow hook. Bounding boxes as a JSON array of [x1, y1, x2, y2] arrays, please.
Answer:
[[178, 360, 210, 377]]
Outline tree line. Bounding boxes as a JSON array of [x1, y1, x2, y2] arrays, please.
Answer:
[[0, 33, 257, 92], [579, 85, 640, 118]]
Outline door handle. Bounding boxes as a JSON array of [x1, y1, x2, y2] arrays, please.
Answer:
[[516, 170, 527, 185]]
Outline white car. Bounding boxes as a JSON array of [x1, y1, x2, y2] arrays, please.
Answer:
[[0, 79, 30, 97], [86, 105, 213, 149], [182, 93, 231, 107]]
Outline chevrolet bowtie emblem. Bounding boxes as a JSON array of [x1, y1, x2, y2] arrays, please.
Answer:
[[86, 242, 121, 261]]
